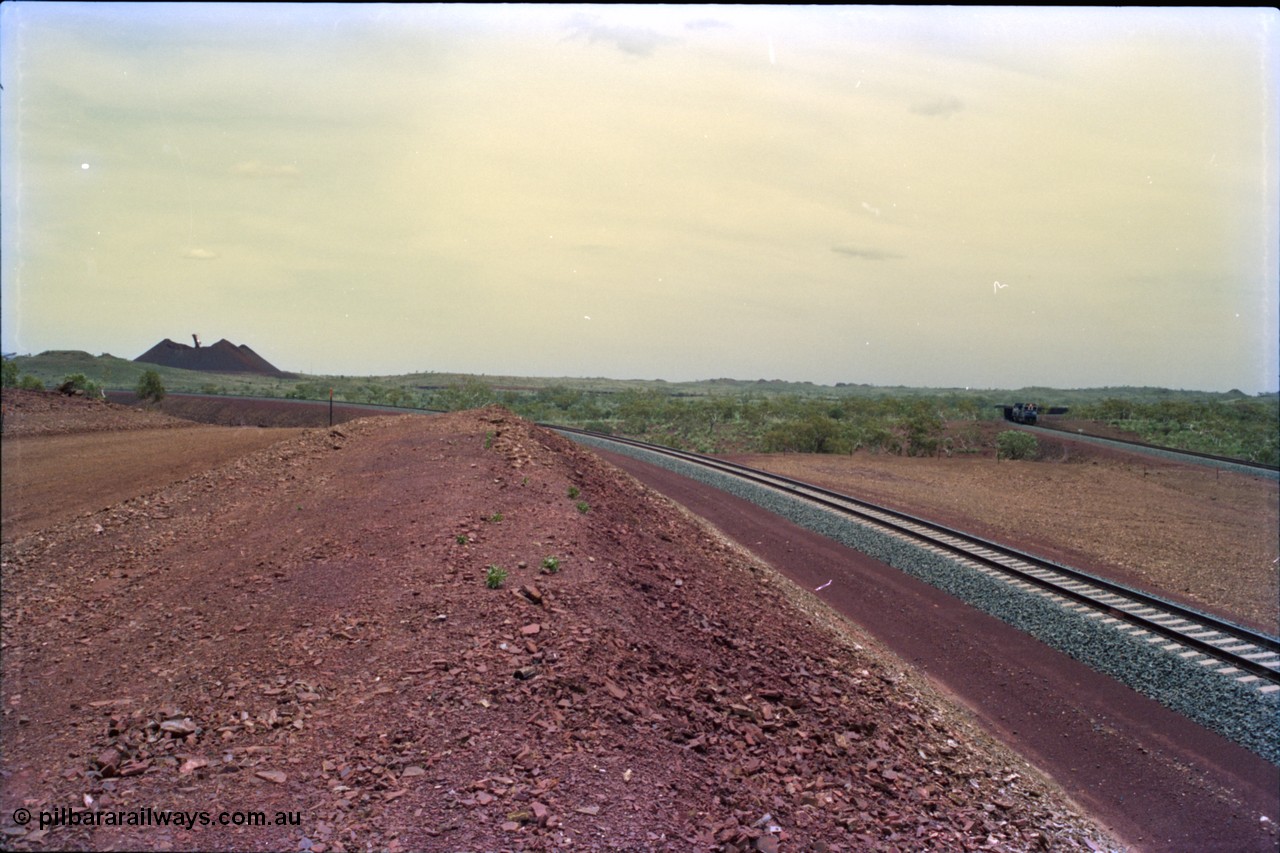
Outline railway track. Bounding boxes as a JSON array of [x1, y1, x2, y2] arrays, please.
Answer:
[[1022, 419, 1279, 478], [103, 392, 1277, 691], [556, 427, 1280, 698]]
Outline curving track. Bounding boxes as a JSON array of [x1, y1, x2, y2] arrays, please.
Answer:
[[109, 394, 1280, 699], [579, 435, 1280, 851], [558, 428, 1280, 695], [1018, 419, 1279, 480], [74, 393, 1280, 847]]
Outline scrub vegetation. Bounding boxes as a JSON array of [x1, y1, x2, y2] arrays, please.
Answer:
[[4, 352, 1276, 464], [135, 369, 166, 404], [996, 430, 1039, 461], [1072, 397, 1279, 466]]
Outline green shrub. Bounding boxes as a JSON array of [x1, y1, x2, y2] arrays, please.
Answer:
[[762, 414, 849, 454], [576, 501, 590, 514], [19, 375, 43, 391], [996, 430, 1038, 460], [485, 565, 508, 589], [136, 369, 166, 403], [58, 373, 101, 398], [541, 556, 560, 573], [567, 486, 580, 499], [439, 378, 495, 412], [455, 534, 468, 545], [1, 357, 16, 388], [1075, 396, 1279, 465]]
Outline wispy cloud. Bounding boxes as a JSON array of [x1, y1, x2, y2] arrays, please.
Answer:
[[910, 95, 963, 118], [231, 160, 301, 178], [565, 14, 675, 57], [685, 18, 728, 31], [832, 245, 902, 261], [183, 248, 218, 260]]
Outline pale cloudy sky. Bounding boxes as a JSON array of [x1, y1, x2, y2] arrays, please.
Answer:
[[2, 4, 1277, 391]]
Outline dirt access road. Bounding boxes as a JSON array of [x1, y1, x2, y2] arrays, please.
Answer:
[[2, 428, 306, 542]]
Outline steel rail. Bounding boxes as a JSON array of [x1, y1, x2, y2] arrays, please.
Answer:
[[95, 390, 1274, 679], [1023, 420, 1279, 473], [554, 426, 1280, 687]]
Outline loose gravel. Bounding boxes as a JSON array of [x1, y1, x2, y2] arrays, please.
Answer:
[[569, 433, 1280, 766]]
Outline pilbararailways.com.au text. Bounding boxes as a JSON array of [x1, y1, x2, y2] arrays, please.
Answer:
[[37, 806, 301, 831]]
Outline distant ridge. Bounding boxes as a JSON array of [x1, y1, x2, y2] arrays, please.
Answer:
[[134, 338, 294, 377]]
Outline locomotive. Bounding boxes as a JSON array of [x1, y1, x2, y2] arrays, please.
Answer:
[[999, 403, 1068, 424], [1003, 402, 1039, 424]]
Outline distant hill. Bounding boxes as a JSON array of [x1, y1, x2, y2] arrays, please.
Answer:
[[134, 338, 293, 377]]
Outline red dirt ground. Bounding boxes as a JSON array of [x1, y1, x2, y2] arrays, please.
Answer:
[[2, 390, 1277, 852], [604, 452, 1280, 853], [1, 391, 1118, 851], [729, 441, 1278, 634]]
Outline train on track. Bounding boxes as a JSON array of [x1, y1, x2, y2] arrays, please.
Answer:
[[1001, 403, 1069, 425], [1004, 402, 1039, 424]]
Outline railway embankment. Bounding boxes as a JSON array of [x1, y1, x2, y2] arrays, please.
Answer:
[[572, 434, 1280, 765], [2, 397, 1121, 851]]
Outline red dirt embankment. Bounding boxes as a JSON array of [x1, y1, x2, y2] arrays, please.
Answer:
[[102, 392, 403, 430], [0, 395, 1115, 851], [3, 389, 195, 438]]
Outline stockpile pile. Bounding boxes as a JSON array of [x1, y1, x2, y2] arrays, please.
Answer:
[[0, 407, 1114, 851], [133, 338, 291, 377]]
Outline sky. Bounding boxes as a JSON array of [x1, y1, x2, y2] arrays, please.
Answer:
[[2, 4, 1277, 392]]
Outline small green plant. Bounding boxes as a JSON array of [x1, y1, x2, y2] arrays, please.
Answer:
[[996, 430, 1039, 461], [18, 375, 43, 390], [484, 431, 493, 449], [485, 511, 504, 523], [485, 565, 508, 589], [541, 556, 560, 573], [455, 534, 468, 545], [576, 501, 590, 514], [567, 486, 580, 499]]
